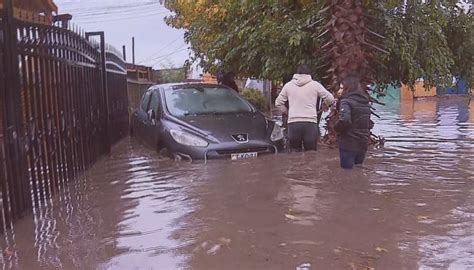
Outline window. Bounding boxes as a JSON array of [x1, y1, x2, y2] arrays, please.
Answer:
[[163, 86, 253, 117], [148, 92, 159, 113], [140, 92, 151, 111]]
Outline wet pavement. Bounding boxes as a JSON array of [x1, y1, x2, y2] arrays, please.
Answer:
[[1, 97, 473, 270]]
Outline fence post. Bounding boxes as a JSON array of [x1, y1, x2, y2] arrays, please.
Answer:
[[85, 31, 110, 154], [1, 0, 31, 222]]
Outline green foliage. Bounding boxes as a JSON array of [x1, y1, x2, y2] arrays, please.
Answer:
[[444, 6, 474, 84], [165, 1, 326, 80], [240, 88, 266, 111], [157, 60, 187, 84], [164, 1, 473, 88], [372, 2, 473, 88]]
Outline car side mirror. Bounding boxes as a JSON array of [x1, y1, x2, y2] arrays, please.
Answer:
[[148, 110, 158, 126], [147, 109, 156, 120]]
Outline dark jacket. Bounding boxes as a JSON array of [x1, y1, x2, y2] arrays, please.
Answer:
[[222, 78, 239, 92], [220, 72, 239, 92], [334, 91, 373, 152]]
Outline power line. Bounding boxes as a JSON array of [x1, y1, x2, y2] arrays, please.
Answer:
[[147, 45, 188, 62], [71, 4, 160, 15], [73, 8, 165, 20], [147, 47, 189, 67], [71, 4, 164, 18], [60, 1, 159, 13], [75, 11, 168, 24], [138, 36, 183, 64]]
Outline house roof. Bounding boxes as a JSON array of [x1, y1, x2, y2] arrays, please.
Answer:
[[1, 0, 58, 13]]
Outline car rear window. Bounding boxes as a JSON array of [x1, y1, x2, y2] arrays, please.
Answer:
[[164, 86, 253, 116]]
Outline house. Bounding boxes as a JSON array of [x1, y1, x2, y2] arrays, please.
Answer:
[[400, 78, 471, 100], [400, 80, 437, 100], [201, 73, 218, 84], [127, 64, 153, 114], [0, 0, 58, 24]]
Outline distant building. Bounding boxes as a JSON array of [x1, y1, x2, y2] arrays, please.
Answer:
[[127, 64, 153, 114], [128, 64, 153, 83], [201, 73, 218, 84], [400, 78, 471, 100], [400, 80, 437, 100], [0, 0, 58, 24], [186, 65, 218, 84]]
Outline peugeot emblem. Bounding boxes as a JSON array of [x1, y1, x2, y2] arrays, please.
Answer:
[[232, 134, 248, 143]]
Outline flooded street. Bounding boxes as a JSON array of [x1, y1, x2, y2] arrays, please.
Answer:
[[1, 97, 473, 270]]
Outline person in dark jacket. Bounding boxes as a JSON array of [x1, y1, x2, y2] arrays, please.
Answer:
[[334, 75, 373, 169], [220, 71, 239, 92]]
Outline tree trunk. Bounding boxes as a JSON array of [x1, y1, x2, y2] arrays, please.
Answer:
[[320, 0, 384, 146]]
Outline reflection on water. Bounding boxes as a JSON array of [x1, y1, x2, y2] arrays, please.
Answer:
[[0, 97, 473, 269]]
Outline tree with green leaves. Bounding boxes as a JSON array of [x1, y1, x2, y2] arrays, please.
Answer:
[[163, 0, 473, 143], [164, 1, 472, 87], [156, 59, 187, 84]]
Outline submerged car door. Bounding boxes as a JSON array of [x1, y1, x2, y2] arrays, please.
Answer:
[[134, 91, 152, 142], [143, 90, 162, 148]]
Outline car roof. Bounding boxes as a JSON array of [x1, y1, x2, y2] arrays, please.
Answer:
[[149, 82, 236, 91], [151, 82, 224, 91]]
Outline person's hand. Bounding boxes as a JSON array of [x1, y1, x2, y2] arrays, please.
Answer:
[[321, 103, 329, 112]]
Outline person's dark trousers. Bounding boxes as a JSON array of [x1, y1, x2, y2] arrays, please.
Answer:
[[339, 148, 367, 169], [288, 122, 319, 152]]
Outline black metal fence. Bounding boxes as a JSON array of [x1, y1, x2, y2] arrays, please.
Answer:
[[0, 5, 128, 231], [106, 47, 129, 145]]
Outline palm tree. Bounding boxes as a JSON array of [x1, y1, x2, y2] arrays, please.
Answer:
[[320, 0, 386, 145]]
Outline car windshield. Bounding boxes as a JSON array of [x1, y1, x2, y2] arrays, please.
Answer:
[[164, 86, 253, 116]]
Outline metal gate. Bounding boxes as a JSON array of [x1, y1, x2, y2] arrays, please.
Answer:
[[0, 2, 128, 231]]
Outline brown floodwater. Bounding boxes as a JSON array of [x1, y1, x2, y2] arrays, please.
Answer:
[[0, 97, 473, 270]]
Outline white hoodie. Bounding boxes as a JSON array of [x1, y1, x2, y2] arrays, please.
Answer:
[[275, 74, 335, 124]]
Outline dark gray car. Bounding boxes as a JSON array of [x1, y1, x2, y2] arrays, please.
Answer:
[[131, 83, 284, 161]]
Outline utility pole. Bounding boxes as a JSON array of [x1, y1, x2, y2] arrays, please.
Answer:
[[122, 45, 127, 62], [132, 37, 135, 65]]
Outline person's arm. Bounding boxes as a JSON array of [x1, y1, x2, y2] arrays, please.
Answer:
[[275, 85, 289, 112], [335, 99, 351, 132], [317, 83, 335, 106]]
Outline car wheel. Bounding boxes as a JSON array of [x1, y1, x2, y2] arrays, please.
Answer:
[[173, 152, 193, 163], [173, 153, 182, 162]]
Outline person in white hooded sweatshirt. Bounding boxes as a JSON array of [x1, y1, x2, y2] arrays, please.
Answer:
[[275, 65, 335, 151]]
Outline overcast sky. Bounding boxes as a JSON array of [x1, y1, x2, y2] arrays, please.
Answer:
[[55, 0, 189, 69]]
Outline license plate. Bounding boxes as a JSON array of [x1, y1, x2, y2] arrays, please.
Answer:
[[231, 152, 258, 160]]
